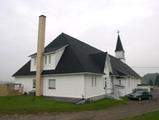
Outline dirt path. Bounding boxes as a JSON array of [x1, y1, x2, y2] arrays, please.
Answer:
[[1, 88, 159, 120]]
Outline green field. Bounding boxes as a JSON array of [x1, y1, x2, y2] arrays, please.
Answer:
[[0, 96, 127, 114], [124, 111, 159, 120]]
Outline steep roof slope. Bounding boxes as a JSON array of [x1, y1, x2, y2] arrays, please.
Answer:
[[13, 33, 105, 76], [109, 55, 141, 78], [13, 33, 140, 79], [115, 35, 124, 52]]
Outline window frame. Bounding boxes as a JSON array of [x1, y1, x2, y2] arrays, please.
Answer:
[[48, 79, 56, 89], [119, 79, 121, 85], [48, 55, 51, 64], [45, 55, 47, 64], [33, 79, 36, 88], [34, 57, 36, 65], [91, 76, 97, 87]]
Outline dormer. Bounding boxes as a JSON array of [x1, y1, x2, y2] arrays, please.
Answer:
[[30, 45, 68, 71]]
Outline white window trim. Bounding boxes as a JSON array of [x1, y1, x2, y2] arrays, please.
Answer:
[[48, 55, 51, 64], [119, 79, 121, 85], [48, 79, 56, 89], [34, 57, 36, 65], [33, 79, 36, 88], [91, 76, 97, 87], [45, 55, 47, 64]]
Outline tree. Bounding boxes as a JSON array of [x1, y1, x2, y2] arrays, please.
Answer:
[[155, 74, 159, 86], [149, 79, 153, 86]]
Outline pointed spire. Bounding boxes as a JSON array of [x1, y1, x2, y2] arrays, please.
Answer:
[[115, 31, 124, 52]]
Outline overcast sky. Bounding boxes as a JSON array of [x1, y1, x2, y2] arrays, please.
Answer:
[[1, 0, 159, 81]]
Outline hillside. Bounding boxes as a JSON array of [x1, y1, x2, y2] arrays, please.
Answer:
[[143, 73, 159, 85]]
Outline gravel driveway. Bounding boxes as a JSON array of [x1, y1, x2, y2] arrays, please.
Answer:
[[1, 88, 159, 120]]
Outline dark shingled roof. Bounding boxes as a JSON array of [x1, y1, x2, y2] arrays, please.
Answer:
[[13, 33, 140, 79], [109, 55, 141, 78], [115, 34, 124, 52]]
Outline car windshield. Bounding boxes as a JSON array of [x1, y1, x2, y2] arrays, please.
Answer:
[[133, 91, 143, 95]]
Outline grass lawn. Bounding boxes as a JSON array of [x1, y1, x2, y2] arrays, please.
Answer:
[[0, 95, 127, 114], [124, 111, 159, 120]]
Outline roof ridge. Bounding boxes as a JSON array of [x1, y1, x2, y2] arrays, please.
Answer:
[[62, 34, 87, 72], [61, 33, 103, 52], [63, 33, 101, 71]]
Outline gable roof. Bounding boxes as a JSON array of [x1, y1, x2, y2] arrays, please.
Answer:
[[13, 33, 106, 76], [109, 55, 141, 78], [13, 33, 140, 79], [115, 34, 124, 52]]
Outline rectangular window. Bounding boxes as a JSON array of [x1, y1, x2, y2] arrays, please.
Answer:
[[105, 81, 107, 88], [119, 80, 121, 85], [34, 57, 36, 65], [49, 55, 51, 64], [33, 79, 36, 88], [45, 55, 47, 64], [48, 79, 56, 89], [95, 77, 97, 86], [92, 77, 94, 87], [91, 76, 97, 87]]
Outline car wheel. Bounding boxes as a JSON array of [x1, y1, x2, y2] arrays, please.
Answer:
[[149, 96, 152, 100], [138, 97, 142, 101]]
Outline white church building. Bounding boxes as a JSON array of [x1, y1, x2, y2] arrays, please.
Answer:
[[13, 15, 141, 100]]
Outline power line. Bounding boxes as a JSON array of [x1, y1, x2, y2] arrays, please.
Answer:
[[131, 66, 159, 69]]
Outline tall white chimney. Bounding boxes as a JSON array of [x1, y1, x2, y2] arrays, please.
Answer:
[[36, 15, 46, 96]]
